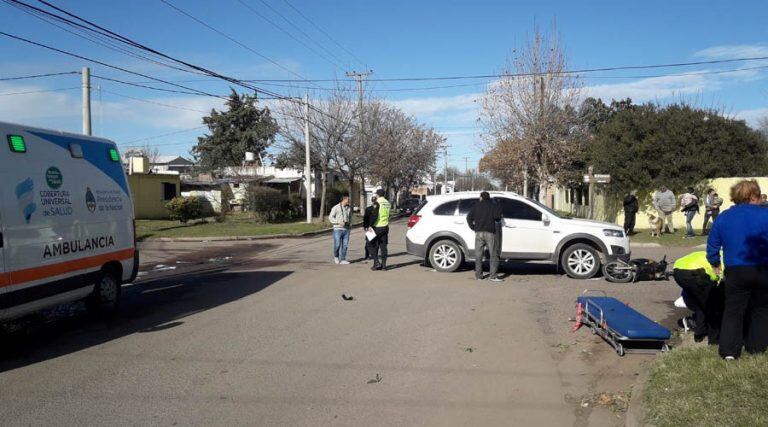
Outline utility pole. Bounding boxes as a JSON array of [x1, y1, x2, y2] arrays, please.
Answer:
[[588, 165, 595, 220], [346, 70, 373, 208], [82, 67, 91, 136], [304, 93, 312, 223], [443, 146, 449, 194]]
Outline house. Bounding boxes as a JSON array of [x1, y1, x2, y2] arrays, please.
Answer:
[[125, 156, 181, 219], [181, 179, 235, 215], [151, 155, 195, 174]]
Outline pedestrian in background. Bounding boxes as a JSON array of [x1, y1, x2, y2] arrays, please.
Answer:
[[467, 191, 503, 282], [329, 196, 351, 265], [362, 195, 377, 260], [762, 194, 768, 207], [623, 190, 639, 235], [707, 180, 768, 360], [653, 185, 677, 233], [702, 189, 715, 235], [368, 189, 391, 271], [680, 187, 699, 238]]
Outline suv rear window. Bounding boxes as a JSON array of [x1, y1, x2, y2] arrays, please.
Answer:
[[432, 200, 458, 216], [458, 198, 478, 214], [496, 198, 542, 221]]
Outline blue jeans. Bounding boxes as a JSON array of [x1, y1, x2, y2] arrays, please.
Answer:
[[685, 211, 696, 236], [333, 228, 350, 260]]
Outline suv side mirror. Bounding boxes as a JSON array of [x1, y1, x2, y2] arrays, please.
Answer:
[[542, 214, 551, 226]]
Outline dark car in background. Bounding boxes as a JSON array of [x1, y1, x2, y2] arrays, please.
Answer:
[[400, 198, 424, 217]]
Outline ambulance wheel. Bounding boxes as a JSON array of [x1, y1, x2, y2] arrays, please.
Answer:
[[87, 269, 121, 315], [616, 344, 625, 357]]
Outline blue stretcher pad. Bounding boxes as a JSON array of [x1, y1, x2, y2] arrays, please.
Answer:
[[576, 296, 671, 341]]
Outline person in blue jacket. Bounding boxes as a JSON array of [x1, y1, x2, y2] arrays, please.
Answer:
[[707, 180, 768, 360]]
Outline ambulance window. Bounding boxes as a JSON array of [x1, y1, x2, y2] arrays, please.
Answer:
[[70, 143, 83, 158], [162, 182, 177, 201]]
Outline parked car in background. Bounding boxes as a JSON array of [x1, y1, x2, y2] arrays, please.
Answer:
[[405, 191, 629, 279], [399, 197, 424, 217]]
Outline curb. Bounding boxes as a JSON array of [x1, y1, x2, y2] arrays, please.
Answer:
[[625, 364, 653, 427], [141, 217, 403, 243]]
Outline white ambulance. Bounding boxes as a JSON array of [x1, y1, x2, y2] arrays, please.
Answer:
[[0, 121, 138, 321]]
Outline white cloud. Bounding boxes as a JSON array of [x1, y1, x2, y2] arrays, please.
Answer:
[[735, 108, 768, 127], [695, 44, 768, 59]]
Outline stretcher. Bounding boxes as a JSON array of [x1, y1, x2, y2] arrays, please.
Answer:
[[574, 290, 671, 356]]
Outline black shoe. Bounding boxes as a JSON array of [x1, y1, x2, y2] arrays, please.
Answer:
[[694, 334, 706, 343], [371, 264, 382, 271]]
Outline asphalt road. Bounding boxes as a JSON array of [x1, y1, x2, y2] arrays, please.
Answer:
[[0, 222, 691, 426]]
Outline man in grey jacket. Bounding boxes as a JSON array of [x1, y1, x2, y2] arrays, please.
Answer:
[[653, 185, 677, 233], [329, 196, 351, 264]]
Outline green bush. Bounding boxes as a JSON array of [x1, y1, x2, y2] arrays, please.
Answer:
[[247, 186, 288, 222], [166, 196, 203, 224]]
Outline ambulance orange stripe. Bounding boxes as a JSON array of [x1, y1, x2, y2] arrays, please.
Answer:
[[0, 248, 135, 288]]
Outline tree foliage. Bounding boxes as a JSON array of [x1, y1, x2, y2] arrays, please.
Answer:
[[193, 90, 278, 171], [480, 24, 583, 197], [586, 99, 768, 201]]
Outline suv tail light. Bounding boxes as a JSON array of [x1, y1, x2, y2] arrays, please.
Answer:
[[407, 214, 421, 228]]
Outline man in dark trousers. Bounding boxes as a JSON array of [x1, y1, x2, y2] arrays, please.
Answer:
[[466, 191, 503, 282], [623, 190, 639, 235], [362, 195, 377, 260], [673, 251, 724, 344], [367, 189, 391, 271]]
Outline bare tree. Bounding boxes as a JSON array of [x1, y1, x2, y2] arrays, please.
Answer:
[[758, 116, 768, 139], [276, 84, 357, 221], [479, 24, 583, 200]]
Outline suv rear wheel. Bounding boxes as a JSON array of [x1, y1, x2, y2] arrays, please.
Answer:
[[428, 239, 463, 272], [561, 243, 601, 279]]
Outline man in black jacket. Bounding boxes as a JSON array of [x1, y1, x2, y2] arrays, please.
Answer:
[[466, 191, 503, 282], [362, 196, 377, 260], [623, 190, 639, 235]]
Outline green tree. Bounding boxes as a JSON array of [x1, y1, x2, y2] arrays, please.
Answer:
[[193, 90, 278, 170], [587, 100, 768, 205]]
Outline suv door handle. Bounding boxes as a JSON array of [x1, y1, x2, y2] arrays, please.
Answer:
[[504, 224, 516, 228], [454, 221, 465, 225], [0, 232, 3, 248]]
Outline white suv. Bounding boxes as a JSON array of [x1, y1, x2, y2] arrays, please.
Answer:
[[405, 191, 630, 279]]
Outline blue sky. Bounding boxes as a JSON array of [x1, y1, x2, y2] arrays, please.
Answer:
[[2, 0, 767, 169]]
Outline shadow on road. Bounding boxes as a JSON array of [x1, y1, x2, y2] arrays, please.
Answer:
[[0, 268, 291, 372]]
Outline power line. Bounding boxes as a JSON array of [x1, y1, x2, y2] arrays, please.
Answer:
[[120, 126, 207, 145], [0, 86, 79, 96], [252, 0, 349, 68], [91, 74, 224, 97], [233, 59, 768, 83], [3, 0, 199, 75], [233, 0, 346, 71], [0, 31, 225, 98], [0, 71, 79, 81], [158, 0, 329, 82], [100, 89, 212, 113], [280, 0, 366, 67]]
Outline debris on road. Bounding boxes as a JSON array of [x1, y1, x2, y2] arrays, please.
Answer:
[[367, 373, 382, 384], [464, 347, 475, 353], [342, 294, 355, 301]]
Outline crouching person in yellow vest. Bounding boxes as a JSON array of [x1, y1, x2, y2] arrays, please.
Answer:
[[673, 251, 724, 345], [366, 189, 391, 271]]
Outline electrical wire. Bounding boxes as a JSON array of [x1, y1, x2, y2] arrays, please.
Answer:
[[0, 71, 79, 81], [91, 74, 223, 97], [280, 0, 366, 67], [0, 86, 79, 96], [120, 126, 207, 145], [0, 31, 225, 98], [232, 0, 345, 71], [158, 0, 329, 83], [100, 89, 212, 113], [251, 0, 349, 68]]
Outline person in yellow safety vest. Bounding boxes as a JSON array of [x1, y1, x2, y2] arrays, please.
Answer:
[[672, 251, 724, 345], [367, 189, 391, 271]]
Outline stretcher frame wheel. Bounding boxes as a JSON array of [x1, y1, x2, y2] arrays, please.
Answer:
[[616, 343, 625, 357]]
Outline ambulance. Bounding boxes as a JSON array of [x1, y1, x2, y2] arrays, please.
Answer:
[[0, 121, 138, 321]]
